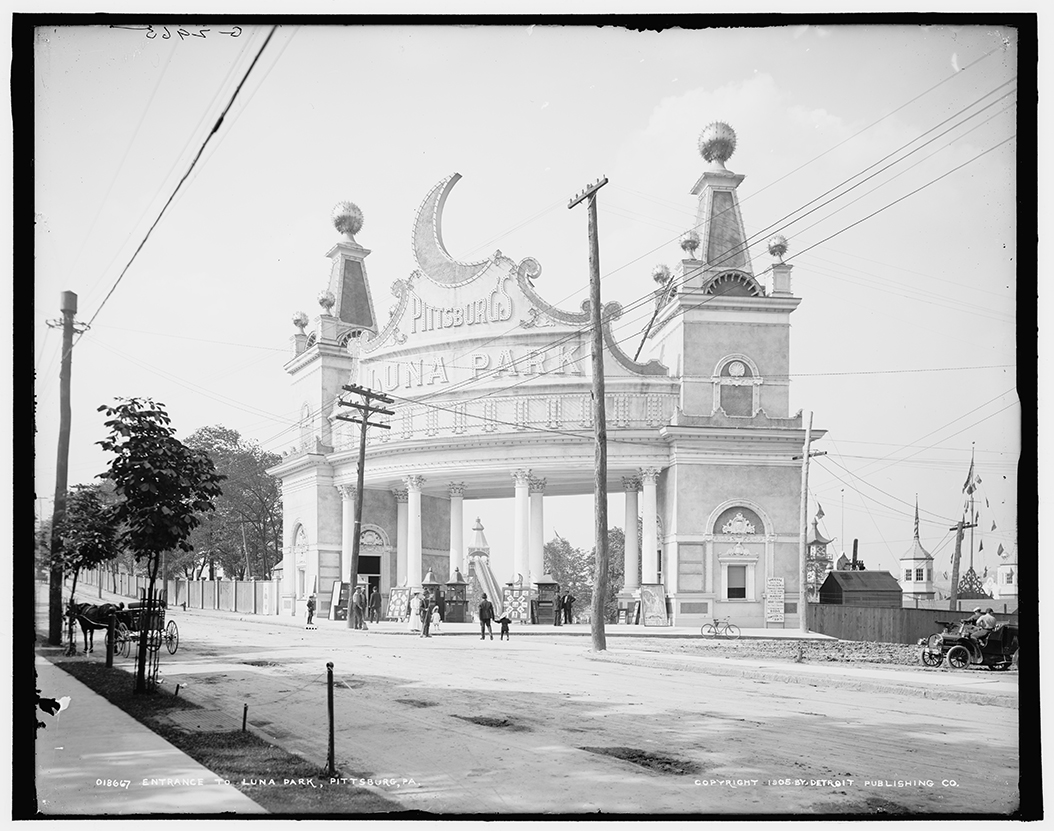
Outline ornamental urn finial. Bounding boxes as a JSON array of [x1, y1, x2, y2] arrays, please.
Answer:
[[651, 264, 672, 285], [317, 289, 336, 314], [698, 122, 737, 170], [680, 229, 700, 257], [292, 311, 309, 332], [767, 234, 789, 262], [332, 201, 364, 241]]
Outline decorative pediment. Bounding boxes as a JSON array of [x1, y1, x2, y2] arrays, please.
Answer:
[[722, 512, 756, 535]]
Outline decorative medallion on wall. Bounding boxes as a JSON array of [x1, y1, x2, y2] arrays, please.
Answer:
[[729, 361, 746, 377], [722, 512, 756, 536]]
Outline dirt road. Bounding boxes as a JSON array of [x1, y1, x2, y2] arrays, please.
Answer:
[[138, 610, 1019, 816]]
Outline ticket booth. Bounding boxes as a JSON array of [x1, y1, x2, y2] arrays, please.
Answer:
[[445, 567, 467, 623], [422, 570, 441, 618], [535, 575, 560, 626]]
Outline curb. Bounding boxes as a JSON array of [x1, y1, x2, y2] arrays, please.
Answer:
[[584, 651, 1019, 709]]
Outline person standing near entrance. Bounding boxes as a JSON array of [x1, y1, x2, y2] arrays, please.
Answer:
[[353, 587, 368, 630], [368, 587, 381, 623], [478, 593, 495, 640], [306, 594, 316, 629], [421, 593, 436, 638], [563, 591, 576, 624], [408, 592, 422, 633]]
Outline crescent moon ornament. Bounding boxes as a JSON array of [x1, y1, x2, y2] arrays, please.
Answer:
[[413, 174, 491, 286]]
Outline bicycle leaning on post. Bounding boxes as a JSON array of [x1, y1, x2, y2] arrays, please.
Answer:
[[700, 616, 741, 640]]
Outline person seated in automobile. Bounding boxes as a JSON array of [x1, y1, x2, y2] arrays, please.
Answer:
[[970, 608, 998, 643]]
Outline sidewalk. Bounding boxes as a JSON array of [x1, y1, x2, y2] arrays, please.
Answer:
[[34, 653, 267, 816]]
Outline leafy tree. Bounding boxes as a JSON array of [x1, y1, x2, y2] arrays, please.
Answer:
[[185, 426, 282, 580], [57, 483, 119, 603], [97, 398, 224, 693]]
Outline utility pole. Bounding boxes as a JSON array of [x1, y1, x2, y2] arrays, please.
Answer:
[[335, 384, 394, 628], [796, 411, 814, 633], [45, 291, 88, 645], [948, 517, 977, 611], [569, 175, 609, 653]]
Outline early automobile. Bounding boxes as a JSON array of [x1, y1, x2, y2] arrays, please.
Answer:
[[918, 618, 1018, 670]]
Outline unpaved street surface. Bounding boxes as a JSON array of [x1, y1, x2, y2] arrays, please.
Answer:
[[135, 611, 1018, 816]]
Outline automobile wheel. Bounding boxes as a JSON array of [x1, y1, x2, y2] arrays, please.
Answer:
[[921, 650, 943, 667], [947, 645, 971, 669]]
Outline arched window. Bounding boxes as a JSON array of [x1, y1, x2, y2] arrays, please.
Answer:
[[712, 355, 762, 417]]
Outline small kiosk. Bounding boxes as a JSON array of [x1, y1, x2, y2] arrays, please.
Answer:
[[421, 570, 441, 619], [534, 575, 560, 626], [445, 568, 468, 623]]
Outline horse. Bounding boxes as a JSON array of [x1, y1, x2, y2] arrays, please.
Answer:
[[66, 602, 131, 653]]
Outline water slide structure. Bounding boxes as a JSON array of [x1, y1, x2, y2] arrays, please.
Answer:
[[472, 556, 504, 618]]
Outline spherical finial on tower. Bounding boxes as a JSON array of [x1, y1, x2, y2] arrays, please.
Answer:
[[292, 311, 309, 332], [679, 230, 700, 257], [767, 234, 789, 262], [651, 264, 672, 285], [332, 201, 364, 240], [317, 289, 336, 313], [698, 122, 737, 167]]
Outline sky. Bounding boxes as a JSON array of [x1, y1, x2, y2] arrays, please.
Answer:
[[31, 20, 1028, 586]]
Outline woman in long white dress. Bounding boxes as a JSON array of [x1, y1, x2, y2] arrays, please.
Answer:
[[408, 592, 421, 632]]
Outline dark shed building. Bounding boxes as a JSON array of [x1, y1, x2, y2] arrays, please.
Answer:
[[818, 571, 903, 607]]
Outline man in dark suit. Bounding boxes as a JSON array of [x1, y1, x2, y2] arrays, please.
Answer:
[[353, 587, 368, 630], [478, 593, 495, 640], [421, 593, 435, 638], [368, 587, 381, 623], [563, 591, 576, 624]]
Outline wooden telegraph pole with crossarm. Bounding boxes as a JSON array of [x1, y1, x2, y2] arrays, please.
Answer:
[[336, 384, 394, 627]]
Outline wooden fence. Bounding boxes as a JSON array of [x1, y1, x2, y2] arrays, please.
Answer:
[[808, 604, 1019, 645], [77, 567, 280, 616]]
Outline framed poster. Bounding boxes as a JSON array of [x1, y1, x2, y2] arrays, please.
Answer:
[[640, 584, 668, 626], [765, 577, 786, 624], [387, 587, 411, 621], [329, 581, 351, 620]]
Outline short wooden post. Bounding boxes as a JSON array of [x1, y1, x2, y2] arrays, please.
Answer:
[[106, 613, 115, 668], [326, 662, 336, 777], [242, 703, 248, 732]]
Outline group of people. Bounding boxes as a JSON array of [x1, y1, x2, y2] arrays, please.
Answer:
[[552, 591, 576, 626], [475, 593, 512, 641], [962, 606, 999, 641], [407, 590, 442, 637], [305, 586, 382, 629]]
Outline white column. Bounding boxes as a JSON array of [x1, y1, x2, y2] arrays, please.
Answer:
[[393, 488, 408, 586], [449, 483, 465, 580], [623, 477, 640, 592], [336, 484, 355, 583], [641, 468, 660, 584], [529, 477, 546, 585], [405, 476, 424, 587], [512, 469, 531, 584]]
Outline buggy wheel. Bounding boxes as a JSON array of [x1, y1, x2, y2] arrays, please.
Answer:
[[947, 645, 971, 669], [921, 649, 943, 667], [145, 630, 163, 652], [700, 623, 718, 637], [165, 620, 179, 654], [723, 624, 741, 640]]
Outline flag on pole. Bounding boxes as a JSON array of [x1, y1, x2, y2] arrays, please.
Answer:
[[997, 543, 1005, 557], [991, 521, 997, 531], [816, 502, 825, 520], [979, 540, 984, 552], [963, 453, 975, 493]]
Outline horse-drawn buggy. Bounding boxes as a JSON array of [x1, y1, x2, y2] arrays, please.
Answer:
[[918, 618, 1018, 670], [68, 597, 179, 657]]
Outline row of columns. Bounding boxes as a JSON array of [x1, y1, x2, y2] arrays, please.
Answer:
[[335, 466, 663, 590]]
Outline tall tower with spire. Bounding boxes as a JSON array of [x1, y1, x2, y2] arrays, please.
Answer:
[[900, 498, 935, 602]]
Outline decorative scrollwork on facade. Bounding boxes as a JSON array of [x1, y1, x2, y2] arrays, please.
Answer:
[[722, 512, 757, 535]]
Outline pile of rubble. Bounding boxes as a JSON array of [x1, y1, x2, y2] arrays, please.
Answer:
[[652, 637, 923, 667]]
